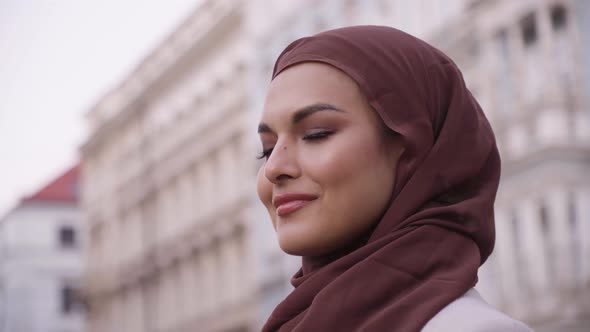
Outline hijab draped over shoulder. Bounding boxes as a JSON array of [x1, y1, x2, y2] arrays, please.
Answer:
[[262, 25, 501, 332]]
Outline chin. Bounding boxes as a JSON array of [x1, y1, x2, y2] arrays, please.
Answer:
[[275, 215, 335, 256], [278, 238, 310, 256], [277, 234, 320, 256], [278, 233, 338, 257]]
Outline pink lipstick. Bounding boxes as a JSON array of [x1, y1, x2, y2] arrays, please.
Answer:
[[273, 193, 317, 217]]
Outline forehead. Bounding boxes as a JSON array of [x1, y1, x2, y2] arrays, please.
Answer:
[[262, 62, 365, 118]]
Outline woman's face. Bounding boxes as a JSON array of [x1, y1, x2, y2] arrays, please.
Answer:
[[256, 62, 404, 256]]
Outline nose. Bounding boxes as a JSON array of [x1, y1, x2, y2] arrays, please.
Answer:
[[264, 142, 300, 184]]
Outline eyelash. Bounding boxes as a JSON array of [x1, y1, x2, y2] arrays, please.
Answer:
[[256, 131, 334, 160], [257, 148, 273, 160], [303, 131, 333, 141]]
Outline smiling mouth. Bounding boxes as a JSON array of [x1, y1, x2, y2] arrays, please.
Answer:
[[273, 193, 318, 217], [276, 200, 314, 217]]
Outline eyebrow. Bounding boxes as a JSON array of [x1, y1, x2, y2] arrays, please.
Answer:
[[257, 103, 345, 133]]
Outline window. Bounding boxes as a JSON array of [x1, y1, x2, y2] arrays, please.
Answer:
[[520, 13, 538, 47], [61, 285, 82, 315], [568, 192, 582, 284], [551, 5, 567, 31], [494, 29, 514, 118], [519, 12, 544, 103], [568, 192, 577, 229], [539, 200, 555, 283], [539, 201, 550, 232], [59, 226, 76, 249]]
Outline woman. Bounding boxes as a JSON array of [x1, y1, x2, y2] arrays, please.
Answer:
[[256, 26, 532, 332]]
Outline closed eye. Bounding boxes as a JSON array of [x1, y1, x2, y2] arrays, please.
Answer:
[[302, 131, 334, 141], [257, 131, 333, 160]]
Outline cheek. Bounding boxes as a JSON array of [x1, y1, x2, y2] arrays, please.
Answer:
[[303, 132, 384, 186], [302, 132, 394, 225]]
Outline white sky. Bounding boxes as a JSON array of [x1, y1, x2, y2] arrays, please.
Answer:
[[0, 0, 200, 214]]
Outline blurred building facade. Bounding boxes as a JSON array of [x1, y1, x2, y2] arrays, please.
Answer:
[[0, 165, 84, 332], [80, 1, 258, 331], [81, 0, 589, 331], [428, 0, 590, 330]]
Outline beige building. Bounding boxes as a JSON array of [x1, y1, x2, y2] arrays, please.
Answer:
[[81, 0, 258, 331], [429, 0, 590, 330], [81, 0, 589, 331]]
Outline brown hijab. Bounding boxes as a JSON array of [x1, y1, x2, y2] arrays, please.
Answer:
[[262, 26, 500, 332]]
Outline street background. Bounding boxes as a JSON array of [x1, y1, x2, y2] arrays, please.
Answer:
[[0, 1, 588, 331]]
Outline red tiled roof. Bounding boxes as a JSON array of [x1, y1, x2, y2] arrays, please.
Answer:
[[23, 164, 80, 203]]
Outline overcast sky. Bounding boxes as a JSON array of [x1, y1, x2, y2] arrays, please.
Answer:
[[0, 0, 199, 215]]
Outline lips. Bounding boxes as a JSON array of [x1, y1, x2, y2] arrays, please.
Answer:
[[273, 193, 318, 217]]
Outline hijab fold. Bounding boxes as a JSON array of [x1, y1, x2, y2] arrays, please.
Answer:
[[262, 26, 500, 332]]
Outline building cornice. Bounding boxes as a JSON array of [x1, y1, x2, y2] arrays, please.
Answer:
[[81, 0, 244, 155], [501, 145, 590, 180]]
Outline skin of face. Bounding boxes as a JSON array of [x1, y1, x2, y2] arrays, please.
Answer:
[[256, 62, 404, 257]]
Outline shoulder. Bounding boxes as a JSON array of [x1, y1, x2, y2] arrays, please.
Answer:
[[422, 289, 533, 332]]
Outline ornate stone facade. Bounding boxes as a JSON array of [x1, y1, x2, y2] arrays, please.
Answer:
[[429, 1, 590, 330], [81, 1, 258, 331]]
